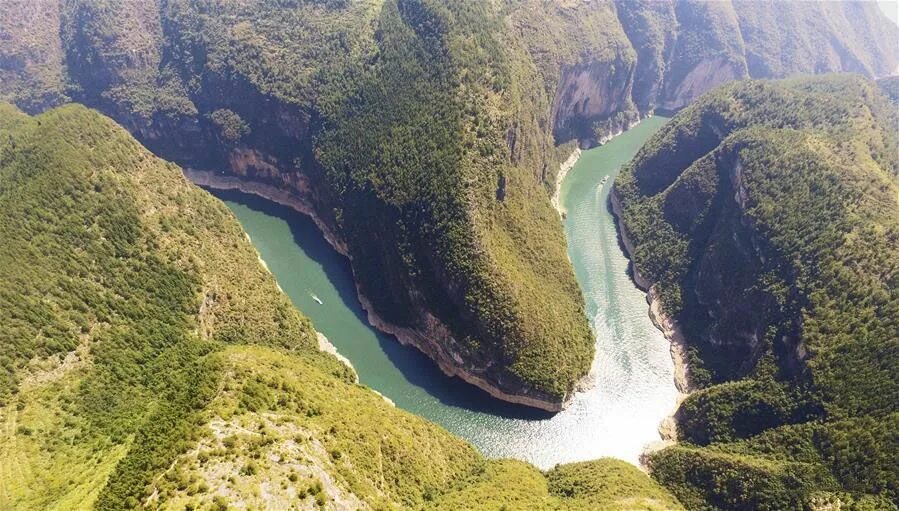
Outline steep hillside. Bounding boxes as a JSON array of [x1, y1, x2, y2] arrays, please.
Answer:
[[0, 103, 685, 510], [0, 0, 68, 112], [614, 75, 899, 509], [1, 0, 895, 410], [616, 0, 899, 112]]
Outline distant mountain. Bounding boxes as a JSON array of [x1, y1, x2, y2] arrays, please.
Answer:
[[615, 74, 899, 510], [0, 103, 685, 510], [1, 0, 895, 411]]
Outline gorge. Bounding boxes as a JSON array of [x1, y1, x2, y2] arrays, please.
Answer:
[[189, 116, 678, 469], [2, 1, 898, 509], [2, 0, 897, 411]]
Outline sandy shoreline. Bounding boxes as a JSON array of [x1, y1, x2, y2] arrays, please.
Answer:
[[552, 147, 582, 216]]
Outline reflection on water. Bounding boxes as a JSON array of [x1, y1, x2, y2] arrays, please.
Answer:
[[214, 115, 677, 468]]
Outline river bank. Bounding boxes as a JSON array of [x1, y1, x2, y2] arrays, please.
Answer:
[[609, 188, 692, 397], [609, 186, 692, 453], [183, 168, 567, 413], [552, 147, 582, 216], [316, 332, 356, 378], [204, 117, 678, 468], [552, 118, 648, 217]]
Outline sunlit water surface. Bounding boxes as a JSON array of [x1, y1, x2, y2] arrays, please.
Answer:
[[214, 115, 677, 468]]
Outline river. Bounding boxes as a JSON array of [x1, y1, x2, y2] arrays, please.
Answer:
[[210, 115, 677, 469]]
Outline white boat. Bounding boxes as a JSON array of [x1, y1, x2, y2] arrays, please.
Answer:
[[311, 294, 323, 305], [600, 175, 609, 185]]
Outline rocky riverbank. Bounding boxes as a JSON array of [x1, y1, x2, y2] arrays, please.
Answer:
[[610, 186, 692, 460], [316, 332, 356, 380], [183, 168, 569, 413], [609, 187, 691, 397], [553, 117, 646, 217]]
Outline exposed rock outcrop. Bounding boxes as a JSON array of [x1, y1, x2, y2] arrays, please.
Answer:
[[551, 147, 582, 216], [551, 59, 638, 147], [659, 56, 745, 111]]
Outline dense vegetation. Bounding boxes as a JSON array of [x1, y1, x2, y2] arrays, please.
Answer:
[[0, 104, 683, 510], [1, 0, 895, 407], [615, 75, 899, 509], [0, 102, 335, 509], [310, 0, 596, 401]]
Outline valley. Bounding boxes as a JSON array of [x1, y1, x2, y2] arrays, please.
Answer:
[[191, 116, 678, 469], [1, 1, 897, 509]]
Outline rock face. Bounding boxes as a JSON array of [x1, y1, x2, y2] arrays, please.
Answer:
[[551, 59, 638, 147], [615, 0, 899, 114], [660, 56, 745, 111], [614, 0, 678, 114], [1, 0, 896, 411]]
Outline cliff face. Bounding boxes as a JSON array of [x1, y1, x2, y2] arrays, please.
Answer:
[[733, 1, 899, 79], [660, 56, 745, 111], [524, 0, 899, 147], [613, 0, 899, 115], [614, 0, 678, 114], [1, 0, 896, 411], [551, 58, 639, 147], [615, 76, 899, 509], [656, 1, 748, 110]]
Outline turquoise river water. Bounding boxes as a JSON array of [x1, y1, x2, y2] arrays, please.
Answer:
[[213, 115, 676, 469]]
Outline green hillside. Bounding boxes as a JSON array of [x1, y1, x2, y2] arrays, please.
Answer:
[[312, 0, 595, 403], [615, 75, 899, 510], [0, 103, 682, 510], [1, 1, 895, 409]]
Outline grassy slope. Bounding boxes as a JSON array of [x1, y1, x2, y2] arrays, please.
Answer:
[[615, 75, 898, 509], [0, 104, 681, 510]]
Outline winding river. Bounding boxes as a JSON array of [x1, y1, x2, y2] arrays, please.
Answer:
[[210, 115, 676, 469]]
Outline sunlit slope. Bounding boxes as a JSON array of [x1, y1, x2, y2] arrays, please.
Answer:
[[0, 104, 682, 510]]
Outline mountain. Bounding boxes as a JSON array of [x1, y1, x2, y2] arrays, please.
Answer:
[[614, 75, 898, 510], [1, 1, 895, 411], [0, 103, 685, 510]]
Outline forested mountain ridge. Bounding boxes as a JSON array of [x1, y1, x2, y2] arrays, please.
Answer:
[[0, 103, 687, 510], [1, 0, 895, 410], [615, 75, 899, 510]]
